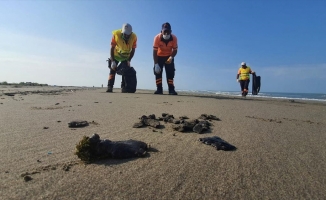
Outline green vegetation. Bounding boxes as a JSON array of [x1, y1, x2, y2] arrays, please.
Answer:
[[0, 81, 48, 86], [75, 136, 111, 163]]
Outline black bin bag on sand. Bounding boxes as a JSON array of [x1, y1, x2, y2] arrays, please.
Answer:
[[116, 61, 137, 93], [252, 73, 261, 95]]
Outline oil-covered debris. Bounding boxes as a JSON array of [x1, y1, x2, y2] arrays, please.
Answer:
[[75, 133, 149, 163], [133, 113, 220, 134], [133, 114, 160, 128], [68, 120, 89, 128], [199, 136, 236, 151]]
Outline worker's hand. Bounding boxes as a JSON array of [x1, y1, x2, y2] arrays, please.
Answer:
[[111, 61, 117, 70], [127, 61, 130, 67], [165, 56, 173, 64], [251, 71, 255, 74], [154, 63, 161, 74], [237, 79, 239, 82]]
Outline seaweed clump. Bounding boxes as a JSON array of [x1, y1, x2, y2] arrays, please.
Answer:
[[75, 135, 100, 163]]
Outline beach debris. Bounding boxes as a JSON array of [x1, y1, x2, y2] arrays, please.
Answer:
[[62, 163, 74, 171], [133, 113, 219, 134], [199, 136, 236, 151], [75, 133, 149, 163], [89, 120, 99, 125], [133, 114, 161, 128], [43, 127, 49, 129], [68, 120, 89, 128], [55, 103, 60, 105], [157, 113, 177, 123], [192, 121, 210, 134], [172, 120, 197, 132], [170, 117, 213, 134], [21, 171, 40, 182], [4, 93, 15, 96], [23, 175, 33, 182]]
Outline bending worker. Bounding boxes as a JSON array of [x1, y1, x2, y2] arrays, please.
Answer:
[[153, 22, 178, 95], [236, 62, 255, 97], [107, 23, 137, 92]]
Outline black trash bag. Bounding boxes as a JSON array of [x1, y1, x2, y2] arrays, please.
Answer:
[[116, 61, 130, 75], [75, 133, 148, 163], [252, 73, 261, 95], [122, 67, 137, 93]]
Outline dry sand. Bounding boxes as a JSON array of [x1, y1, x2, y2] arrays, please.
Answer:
[[0, 86, 325, 199]]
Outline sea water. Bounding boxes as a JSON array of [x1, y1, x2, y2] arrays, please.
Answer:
[[178, 90, 326, 102]]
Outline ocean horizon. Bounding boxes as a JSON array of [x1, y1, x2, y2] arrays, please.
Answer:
[[4, 85, 324, 102], [177, 90, 326, 102]]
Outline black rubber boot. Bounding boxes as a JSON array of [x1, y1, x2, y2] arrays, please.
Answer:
[[121, 88, 127, 93], [106, 85, 113, 93], [168, 89, 178, 95], [168, 85, 178, 95], [154, 87, 163, 94]]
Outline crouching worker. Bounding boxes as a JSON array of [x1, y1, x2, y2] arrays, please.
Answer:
[[106, 23, 137, 93], [153, 22, 178, 95], [236, 62, 255, 97]]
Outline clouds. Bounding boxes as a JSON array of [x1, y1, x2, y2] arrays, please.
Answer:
[[0, 29, 109, 85]]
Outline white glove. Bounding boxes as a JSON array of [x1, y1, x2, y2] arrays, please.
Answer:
[[165, 56, 173, 64], [154, 63, 161, 74], [237, 79, 239, 82], [111, 60, 117, 70]]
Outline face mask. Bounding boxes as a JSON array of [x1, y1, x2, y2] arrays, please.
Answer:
[[163, 34, 170, 40], [123, 33, 130, 40]]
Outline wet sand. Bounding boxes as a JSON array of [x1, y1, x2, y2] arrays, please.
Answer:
[[1, 86, 325, 199]]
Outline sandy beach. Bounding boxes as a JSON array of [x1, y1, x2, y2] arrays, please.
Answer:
[[0, 86, 325, 199]]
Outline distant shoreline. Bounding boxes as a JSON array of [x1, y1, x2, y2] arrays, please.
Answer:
[[1, 85, 325, 104]]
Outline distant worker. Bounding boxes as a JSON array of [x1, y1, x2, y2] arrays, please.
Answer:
[[153, 22, 178, 95], [107, 23, 137, 92], [236, 62, 255, 97]]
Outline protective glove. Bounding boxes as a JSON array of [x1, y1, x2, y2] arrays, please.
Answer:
[[111, 60, 117, 70], [251, 71, 255, 74], [237, 79, 239, 82], [127, 60, 130, 67], [165, 56, 173, 64], [154, 63, 161, 74]]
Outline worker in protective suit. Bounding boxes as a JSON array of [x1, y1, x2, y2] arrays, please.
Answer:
[[236, 62, 255, 97], [107, 23, 137, 92], [153, 22, 178, 95]]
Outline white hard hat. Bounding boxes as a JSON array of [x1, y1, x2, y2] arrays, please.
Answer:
[[122, 23, 132, 35], [241, 62, 246, 66]]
